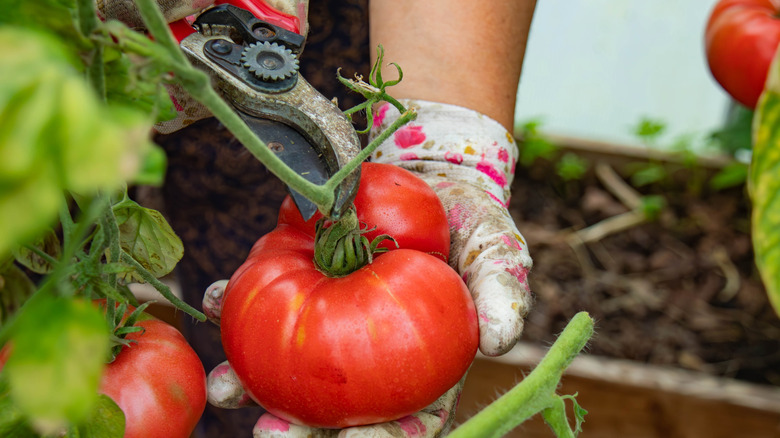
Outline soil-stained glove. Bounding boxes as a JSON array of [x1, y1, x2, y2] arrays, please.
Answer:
[[369, 100, 533, 357], [202, 280, 464, 438], [96, 0, 215, 133]]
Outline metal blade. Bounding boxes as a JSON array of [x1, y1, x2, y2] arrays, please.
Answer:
[[236, 115, 326, 220]]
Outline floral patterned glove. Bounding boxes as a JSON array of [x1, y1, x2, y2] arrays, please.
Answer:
[[369, 100, 533, 356]]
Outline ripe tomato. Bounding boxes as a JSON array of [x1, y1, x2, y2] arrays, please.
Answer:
[[277, 162, 451, 262], [99, 314, 207, 438], [705, 0, 780, 109], [221, 163, 478, 428]]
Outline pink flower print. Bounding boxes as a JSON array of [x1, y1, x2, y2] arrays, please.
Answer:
[[170, 93, 184, 112], [444, 151, 464, 165], [435, 181, 455, 190], [372, 103, 390, 129], [497, 147, 510, 163], [485, 190, 509, 208], [400, 152, 418, 161], [449, 203, 472, 231], [506, 265, 529, 284], [501, 234, 523, 251], [394, 124, 426, 148], [476, 159, 508, 188], [397, 415, 426, 437]]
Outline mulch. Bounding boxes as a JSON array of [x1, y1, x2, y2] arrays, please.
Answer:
[[507, 157, 780, 386]]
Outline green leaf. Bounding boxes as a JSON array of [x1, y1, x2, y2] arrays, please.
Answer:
[[104, 50, 177, 124], [750, 44, 780, 318], [710, 162, 748, 191], [130, 143, 168, 187], [69, 395, 125, 438], [709, 103, 753, 156], [58, 84, 154, 194], [638, 195, 666, 221], [113, 199, 183, 279], [633, 117, 666, 143], [555, 153, 589, 181], [12, 228, 61, 274], [1, 0, 88, 52], [629, 163, 667, 187], [561, 393, 588, 436], [516, 119, 558, 166], [0, 264, 37, 327], [4, 296, 109, 434], [0, 373, 38, 437]]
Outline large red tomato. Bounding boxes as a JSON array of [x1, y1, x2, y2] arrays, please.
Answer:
[[221, 162, 478, 428], [99, 314, 207, 438], [705, 0, 780, 109]]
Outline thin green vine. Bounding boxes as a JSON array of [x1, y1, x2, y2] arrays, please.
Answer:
[[106, 0, 416, 219], [448, 312, 594, 438]]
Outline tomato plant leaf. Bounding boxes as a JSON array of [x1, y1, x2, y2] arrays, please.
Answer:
[[0, 264, 37, 326], [12, 228, 61, 274], [113, 198, 183, 280], [4, 296, 109, 434], [0, 376, 38, 437], [750, 45, 780, 317], [68, 395, 125, 438], [131, 143, 168, 187], [561, 393, 587, 436]]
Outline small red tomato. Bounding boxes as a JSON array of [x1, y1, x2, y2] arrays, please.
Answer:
[[99, 316, 207, 438], [277, 162, 451, 262], [705, 0, 780, 109]]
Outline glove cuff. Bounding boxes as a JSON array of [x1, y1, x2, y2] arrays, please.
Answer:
[[368, 100, 518, 206]]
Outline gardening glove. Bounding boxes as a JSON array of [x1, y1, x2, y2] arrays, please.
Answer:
[[202, 280, 464, 438], [97, 0, 215, 133], [369, 100, 533, 357], [97, 0, 311, 134]]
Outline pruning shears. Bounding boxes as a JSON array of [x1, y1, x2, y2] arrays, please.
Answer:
[[169, 0, 361, 220]]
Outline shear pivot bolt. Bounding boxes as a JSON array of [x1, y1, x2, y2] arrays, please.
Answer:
[[209, 39, 233, 55]]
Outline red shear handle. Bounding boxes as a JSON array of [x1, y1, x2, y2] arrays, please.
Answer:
[[169, 0, 301, 42]]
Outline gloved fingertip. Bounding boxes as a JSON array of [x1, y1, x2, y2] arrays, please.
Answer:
[[203, 279, 229, 325], [254, 414, 318, 438], [207, 360, 255, 408]]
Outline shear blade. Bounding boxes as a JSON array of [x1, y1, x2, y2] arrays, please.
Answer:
[[238, 116, 327, 220]]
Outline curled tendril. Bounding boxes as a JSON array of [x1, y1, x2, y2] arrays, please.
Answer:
[[338, 45, 407, 134]]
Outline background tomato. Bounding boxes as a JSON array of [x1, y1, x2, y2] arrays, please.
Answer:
[[222, 163, 478, 428], [99, 316, 207, 438], [705, 0, 780, 109], [277, 162, 451, 262]]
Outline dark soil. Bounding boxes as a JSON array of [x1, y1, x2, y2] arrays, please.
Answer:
[[507, 156, 780, 386]]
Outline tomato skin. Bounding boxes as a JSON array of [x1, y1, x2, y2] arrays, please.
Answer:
[[99, 317, 207, 438], [705, 0, 780, 109], [222, 163, 477, 428], [278, 162, 451, 262]]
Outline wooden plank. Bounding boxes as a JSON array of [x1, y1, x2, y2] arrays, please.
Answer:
[[456, 343, 780, 437]]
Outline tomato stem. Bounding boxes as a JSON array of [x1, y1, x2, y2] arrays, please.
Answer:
[[313, 208, 395, 276], [448, 312, 594, 438]]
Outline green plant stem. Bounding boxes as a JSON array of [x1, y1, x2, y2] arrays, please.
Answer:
[[119, 251, 206, 321], [0, 198, 104, 347], [76, 0, 105, 99], [324, 109, 416, 193], [126, 0, 415, 218], [542, 397, 575, 438], [448, 312, 594, 438]]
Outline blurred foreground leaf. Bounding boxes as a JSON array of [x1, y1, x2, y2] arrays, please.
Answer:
[[4, 297, 108, 434], [751, 45, 780, 318], [0, 27, 155, 257]]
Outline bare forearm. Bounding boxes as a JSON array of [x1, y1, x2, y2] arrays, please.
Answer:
[[369, 0, 537, 130]]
